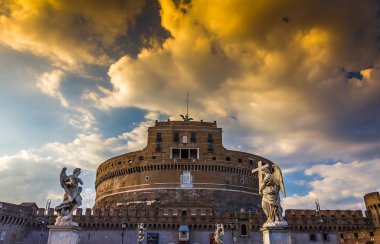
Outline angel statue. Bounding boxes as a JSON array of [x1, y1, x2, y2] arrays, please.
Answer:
[[54, 167, 83, 225], [214, 223, 224, 244], [137, 223, 146, 244], [180, 114, 193, 122], [259, 164, 288, 227]]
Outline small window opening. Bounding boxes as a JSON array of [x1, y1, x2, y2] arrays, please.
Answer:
[[174, 132, 179, 142], [207, 134, 213, 142], [172, 149, 180, 158], [182, 135, 188, 143], [190, 149, 198, 159], [181, 149, 189, 159], [156, 132, 162, 142], [191, 132, 196, 142]]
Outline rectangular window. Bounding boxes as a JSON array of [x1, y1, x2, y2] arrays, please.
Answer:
[[171, 148, 199, 159], [191, 132, 196, 142], [172, 149, 180, 158], [182, 135, 188, 144], [156, 132, 162, 142], [249, 160, 253, 166], [181, 149, 189, 158], [207, 133, 213, 142], [174, 132, 179, 142], [190, 149, 198, 159]]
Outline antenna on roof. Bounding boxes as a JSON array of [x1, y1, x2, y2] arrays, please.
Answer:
[[180, 90, 193, 122], [186, 90, 189, 116]]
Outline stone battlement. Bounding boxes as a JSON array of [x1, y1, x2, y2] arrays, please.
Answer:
[[24, 207, 371, 233]]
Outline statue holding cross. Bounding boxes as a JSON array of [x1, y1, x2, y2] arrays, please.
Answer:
[[251, 161, 288, 227]]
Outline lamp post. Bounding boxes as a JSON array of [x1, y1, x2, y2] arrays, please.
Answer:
[[121, 221, 127, 244], [38, 221, 45, 244], [229, 222, 236, 244]]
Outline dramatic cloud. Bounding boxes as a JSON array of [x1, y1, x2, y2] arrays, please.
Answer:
[[0, 0, 145, 70], [80, 0, 380, 209], [284, 160, 380, 210], [89, 0, 380, 163], [0, 113, 157, 207]]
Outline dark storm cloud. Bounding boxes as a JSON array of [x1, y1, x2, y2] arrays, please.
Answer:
[[112, 0, 171, 59], [0, 0, 146, 69]]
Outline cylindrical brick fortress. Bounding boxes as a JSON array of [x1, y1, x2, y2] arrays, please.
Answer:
[[94, 120, 273, 211], [364, 192, 380, 227]]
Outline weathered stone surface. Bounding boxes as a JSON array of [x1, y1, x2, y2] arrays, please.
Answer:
[[261, 226, 292, 244], [47, 225, 81, 244]]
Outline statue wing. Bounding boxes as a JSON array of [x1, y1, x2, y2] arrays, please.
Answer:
[[59, 167, 73, 200], [59, 167, 68, 188], [273, 164, 286, 198]]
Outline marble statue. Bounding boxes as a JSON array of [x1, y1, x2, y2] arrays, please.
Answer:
[[54, 167, 83, 226], [137, 223, 146, 244], [214, 223, 224, 244], [252, 162, 288, 227]]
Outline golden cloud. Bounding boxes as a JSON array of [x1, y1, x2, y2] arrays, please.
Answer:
[[87, 0, 380, 165], [0, 0, 145, 70]]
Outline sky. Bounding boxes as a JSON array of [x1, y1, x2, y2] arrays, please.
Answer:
[[0, 0, 379, 211]]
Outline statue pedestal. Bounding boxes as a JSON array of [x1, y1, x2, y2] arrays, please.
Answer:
[[261, 226, 292, 244], [47, 225, 81, 244]]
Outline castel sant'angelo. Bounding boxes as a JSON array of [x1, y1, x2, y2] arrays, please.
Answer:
[[94, 115, 272, 212], [1, 115, 380, 244]]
